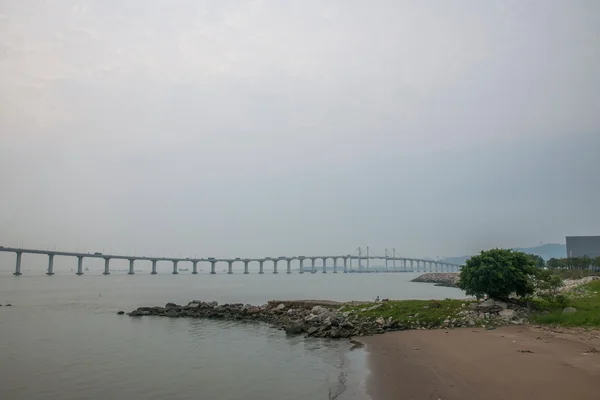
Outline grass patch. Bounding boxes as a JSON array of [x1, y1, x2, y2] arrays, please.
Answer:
[[342, 299, 465, 327], [531, 280, 600, 327]]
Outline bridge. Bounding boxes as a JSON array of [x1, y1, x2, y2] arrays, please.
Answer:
[[0, 246, 462, 276]]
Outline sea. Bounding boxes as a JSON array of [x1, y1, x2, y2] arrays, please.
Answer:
[[0, 267, 464, 400]]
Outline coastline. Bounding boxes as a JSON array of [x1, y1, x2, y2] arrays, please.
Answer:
[[362, 325, 600, 400]]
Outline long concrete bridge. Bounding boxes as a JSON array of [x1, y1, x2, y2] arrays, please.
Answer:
[[0, 246, 462, 276]]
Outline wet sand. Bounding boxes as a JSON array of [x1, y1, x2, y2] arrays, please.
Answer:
[[363, 326, 600, 400]]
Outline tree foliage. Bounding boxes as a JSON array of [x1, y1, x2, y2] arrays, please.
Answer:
[[546, 256, 600, 271], [458, 249, 542, 300]]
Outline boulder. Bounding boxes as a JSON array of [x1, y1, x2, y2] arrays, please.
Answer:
[[117, 311, 125, 315], [274, 304, 285, 311], [306, 326, 319, 336], [376, 317, 385, 325], [165, 302, 179, 309], [499, 309, 517, 320], [166, 309, 180, 318], [284, 322, 304, 335], [563, 307, 577, 314], [468, 303, 479, 310], [128, 310, 142, 317], [5, 304, 12, 307], [311, 305, 328, 315]]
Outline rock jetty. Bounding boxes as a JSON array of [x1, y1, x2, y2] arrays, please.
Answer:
[[125, 298, 532, 339], [411, 273, 460, 287], [127, 300, 385, 339]]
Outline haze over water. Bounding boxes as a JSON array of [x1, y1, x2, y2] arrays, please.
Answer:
[[1, 272, 464, 400]]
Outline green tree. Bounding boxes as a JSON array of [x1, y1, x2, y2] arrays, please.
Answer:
[[527, 254, 546, 269], [458, 249, 538, 300], [547, 258, 560, 269]]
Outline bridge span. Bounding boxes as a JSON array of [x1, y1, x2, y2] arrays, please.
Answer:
[[0, 247, 462, 276]]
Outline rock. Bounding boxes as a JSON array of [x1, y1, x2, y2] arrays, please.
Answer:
[[375, 317, 385, 325], [311, 305, 328, 315], [306, 326, 319, 336], [275, 303, 285, 311], [329, 327, 341, 338], [499, 309, 517, 320], [366, 304, 383, 311], [117, 311, 125, 315], [128, 310, 143, 317], [284, 322, 304, 335], [209, 301, 218, 308], [165, 309, 179, 318], [165, 302, 179, 309], [468, 303, 479, 310], [468, 319, 476, 326], [563, 307, 577, 314], [187, 303, 200, 309], [5, 304, 12, 307]]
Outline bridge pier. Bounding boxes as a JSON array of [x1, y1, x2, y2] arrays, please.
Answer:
[[172, 260, 178, 275], [343, 257, 348, 273], [348, 257, 352, 271], [322, 258, 327, 273], [47, 254, 55, 275], [299, 259, 304, 274], [228, 261, 233, 274], [385, 257, 388, 270], [14, 252, 22, 276], [333, 258, 337, 273], [410, 260, 414, 270], [103, 258, 110, 275], [286, 259, 291, 274], [244, 260, 249, 274], [151, 260, 157, 275], [77, 256, 84, 275], [259, 260, 264, 274], [273, 260, 278, 274], [210, 261, 216, 275], [192, 261, 198, 274], [311, 258, 316, 273], [128, 259, 135, 275]]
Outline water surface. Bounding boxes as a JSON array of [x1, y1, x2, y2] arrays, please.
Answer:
[[1, 272, 464, 400]]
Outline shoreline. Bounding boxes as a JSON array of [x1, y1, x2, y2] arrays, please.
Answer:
[[362, 325, 600, 400]]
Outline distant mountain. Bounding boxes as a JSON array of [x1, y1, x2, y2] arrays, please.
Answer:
[[440, 243, 566, 265]]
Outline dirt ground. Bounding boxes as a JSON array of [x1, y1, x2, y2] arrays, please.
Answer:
[[362, 325, 600, 400]]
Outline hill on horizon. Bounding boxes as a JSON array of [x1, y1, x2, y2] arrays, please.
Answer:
[[440, 243, 566, 265]]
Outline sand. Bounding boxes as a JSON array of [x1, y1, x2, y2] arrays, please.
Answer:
[[362, 325, 600, 400]]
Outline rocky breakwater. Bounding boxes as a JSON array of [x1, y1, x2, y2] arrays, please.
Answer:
[[411, 273, 460, 288], [126, 300, 399, 339]]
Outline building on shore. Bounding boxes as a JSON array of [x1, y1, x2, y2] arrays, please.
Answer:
[[566, 236, 600, 258]]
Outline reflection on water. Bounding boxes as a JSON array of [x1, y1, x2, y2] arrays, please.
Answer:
[[0, 273, 462, 400]]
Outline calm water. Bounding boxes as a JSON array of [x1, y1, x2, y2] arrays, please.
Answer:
[[0, 271, 464, 400]]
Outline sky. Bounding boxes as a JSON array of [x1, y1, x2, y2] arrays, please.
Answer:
[[1, 0, 599, 262]]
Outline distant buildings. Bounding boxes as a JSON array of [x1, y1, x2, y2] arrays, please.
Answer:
[[566, 236, 600, 258]]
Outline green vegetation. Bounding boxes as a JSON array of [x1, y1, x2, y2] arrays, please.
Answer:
[[531, 280, 600, 327], [547, 256, 600, 271], [458, 249, 544, 300], [552, 269, 600, 280], [342, 299, 465, 328]]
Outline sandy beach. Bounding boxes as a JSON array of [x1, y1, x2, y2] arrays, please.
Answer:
[[363, 325, 600, 400]]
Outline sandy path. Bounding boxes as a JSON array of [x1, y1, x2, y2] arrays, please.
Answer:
[[362, 325, 600, 400]]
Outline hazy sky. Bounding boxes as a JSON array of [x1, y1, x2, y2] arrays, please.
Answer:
[[1, 0, 599, 260]]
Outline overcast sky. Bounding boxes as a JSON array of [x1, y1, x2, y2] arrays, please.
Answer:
[[1, 0, 599, 261]]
